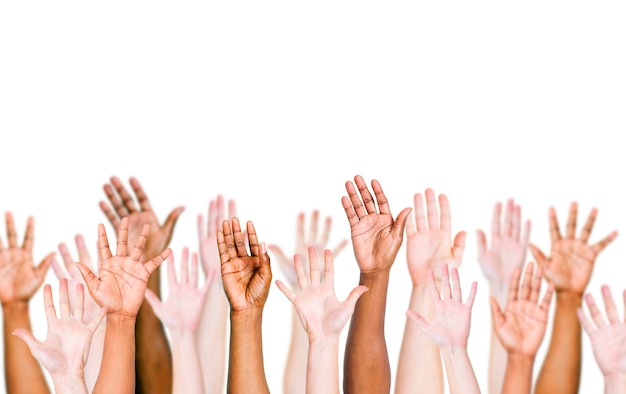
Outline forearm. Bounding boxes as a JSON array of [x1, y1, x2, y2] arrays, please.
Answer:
[[501, 353, 534, 394], [344, 270, 391, 394], [440, 346, 481, 394], [307, 335, 340, 394], [535, 292, 582, 394], [135, 268, 173, 394], [487, 285, 509, 394], [283, 310, 308, 394], [198, 283, 229, 394], [93, 315, 136, 394], [395, 284, 443, 394], [228, 309, 270, 394], [3, 302, 50, 394], [604, 374, 626, 394], [171, 330, 204, 394]]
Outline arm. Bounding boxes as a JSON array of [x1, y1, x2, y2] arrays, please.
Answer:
[[268, 210, 348, 394], [476, 199, 531, 394], [395, 188, 465, 394], [13, 279, 107, 394], [196, 195, 235, 393], [341, 175, 412, 394], [53, 234, 106, 392], [407, 265, 480, 394], [577, 285, 626, 394], [145, 248, 213, 394], [0, 212, 54, 394], [275, 247, 366, 394], [530, 203, 617, 394], [100, 176, 184, 394], [489, 263, 554, 394], [218, 217, 272, 394], [76, 218, 171, 394]]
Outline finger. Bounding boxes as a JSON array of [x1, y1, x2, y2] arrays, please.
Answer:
[[130, 224, 150, 262], [258, 242, 272, 284], [308, 247, 321, 285], [219, 220, 237, 261], [76, 262, 100, 300], [344, 181, 365, 222], [129, 177, 152, 212], [294, 253, 309, 290], [5, 212, 18, 249], [578, 207, 597, 244], [58, 241, 74, 271], [441, 265, 452, 299], [180, 247, 189, 284], [491, 202, 502, 238], [585, 293, 607, 328], [200, 269, 216, 294], [116, 217, 130, 257], [371, 179, 391, 215], [323, 249, 334, 287], [489, 297, 505, 329], [439, 193, 451, 230], [21, 216, 35, 252], [425, 188, 438, 229], [577, 307, 596, 336], [103, 181, 130, 217], [343, 285, 368, 311], [565, 202, 578, 239], [507, 266, 522, 304], [246, 221, 259, 257], [413, 192, 427, 232], [144, 248, 171, 275], [166, 254, 176, 289], [232, 218, 248, 257], [58, 278, 71, 318], [548, 207, 562, 243], [539, 282, 555, 311], [591, 231, 618, 255], [197, 213, 207, 243], [144, 289, 165, 319], [393, 208, 413, 241], [88, 306, 108, 333], [160, 206, 186, 247], [43, 284, 57, 322], [520, 219, 531, 250], [34, 253, 54, 287], [452, 231, 466, 262], [113, 176, 139, 213], [275, 280, 296, 303], [601, 284, 620, 324], [331, 239, 348, 258], [97, 224, 113, 262], [11, 329, 41, 354], [511, 201, 521, 240], [503, 199, 513, 237], [476, 230, 488, 258], [406, 310, 430, 333], [190, 252, 199, 288], [451, 267, 462, 302], [519, 262, 533, 301], [99, 200, 121, 230], [308, 210, 320, 246], [50, 257, 66, 280], [319, 215, 332, 249], [427, 269, 440, 302], [355, 176, 377, 215], [529, 263, 542, 304], [296, 212, 306, 246], [74, 283, 85, 322], [465, 281, 478, 308], [528, 244, 549, 274]]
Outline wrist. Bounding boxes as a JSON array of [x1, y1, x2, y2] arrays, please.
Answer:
[[308, 334, 340, 347], [1, 300, 29, 315], [506, 352, 535, 368], [604, 373, 626, 391], [556, 291, 583, 306]]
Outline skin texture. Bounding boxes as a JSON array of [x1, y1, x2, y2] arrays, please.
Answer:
[[218, 217, 272, 394], [196, 195, 234, 394], [99, 176, 184, 394], [145, 248, 213, 394], [476, 199, 531, 394], [578, 285, 626, 394], [276, 247, 366, 394], [268, 210, 348, 394], [341, 175, 412, 394], [489, 263, 554, 394], [396, 188, 465, 394], [52, 234, 106, 392], [407, 265, 480, 394], [530, 202, 617, 394], [76, 217, 171, 394], [13, 279, 107, 394], [0, 212, 54, 394]]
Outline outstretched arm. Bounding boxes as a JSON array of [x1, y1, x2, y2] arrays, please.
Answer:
[[407, 265, 480, 394], [341, 175, 412, 394], [577, 285, 626, 394], [13, 279, 107, 394], [490, 263, 554, 394], [268, 210, 348, 394], [218, 217, 272, 394], [0, 212, 54, 394], [145, 248, 213, 394], [276, 247, 366, 394], [476, 199, 531, 394], [531, 203, 617, 394], [100, 176, 184, 394], [396, 189, 465, 394], [77, 218, 171, 394]]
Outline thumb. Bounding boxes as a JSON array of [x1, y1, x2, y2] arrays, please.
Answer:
[[161, 206, 185, 245], [452, 231, 466, 260], [12, 328, 40, 355], [528, 243, 549, 272], [76, 261, 100, 301], [393, 207, 413, 238], [406, 310, 429, 333], [489, 296, 505, 328], [34, 252, 55, 285], [343, 285, 368, 311]]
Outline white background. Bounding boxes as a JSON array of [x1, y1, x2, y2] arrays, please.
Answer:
[[1, 1, 625, 393]]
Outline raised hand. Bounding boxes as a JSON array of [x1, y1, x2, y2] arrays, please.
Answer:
[[407, 264, 478, 347], [198, 195, 236, 278], [0, 212, 54, 305], [490, 262, 554, 357], [477, 199, 531, 288], [145, 247, 213, 332], [12, 279, 106, 391], [276, 246, 367, 340], [342, 175, 411, 273], [529, 202, 617, 295], [76, 217, 171, 317], [269, 210, 348, 287], [578, 285, 626, 377], [218, 217, 272, 312], [100, 176, 184, 259], [406, 188, 465, 284]]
